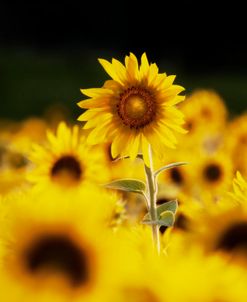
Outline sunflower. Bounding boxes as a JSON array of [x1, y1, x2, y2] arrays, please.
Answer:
[[193, 151, 233, 197], [181, 89, 227, 135], [113, 226, 247, 302], [0, 189, 132, 302], [28, 121, 109, 191], [188, 201, 247, 266], [0, 133, 31, 196], [163, 240, 247, 302], [77, 53, 186, 165], [227, 113, 247, 177], [182, 173, 247, 266], [155, 149, 193, 196]]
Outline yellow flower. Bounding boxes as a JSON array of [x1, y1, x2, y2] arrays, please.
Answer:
[[192, 151, 233, 197], [28, 121, 109, 191], [181, 89, 228, 135], [78, 53, 186, 165], [230, 172, 247, 204], [163, 243, 247, 302], [227, 113, 247, 177], [0, 189, 131, 302]]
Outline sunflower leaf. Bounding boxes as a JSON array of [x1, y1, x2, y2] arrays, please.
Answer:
[[159, 211, 175, 226], [142, 211, 175, 227], [103, 179, 146, 194], [154, 162, 188, 178], [142, 200, 178, 221], [157, 200, 178, 216]]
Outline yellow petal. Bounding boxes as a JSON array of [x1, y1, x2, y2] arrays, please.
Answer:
[[87, 120, 111, 144], [161, 75, 176, 89], [111, 131, 126, 159], [141, 134, 150, 166], [126, 53, 139, 82], [77, 97, 111, 109], [165, 95, 185, 106], [112, 59, 127, 84], [128, 133, 140, 161], [77, 109, 104, 121], [80, 88, 113, 98], [147, 63, 159, 86], [98, 58, 121, 83], [140, 53, 149, 79], [83, 113, 113, 129]]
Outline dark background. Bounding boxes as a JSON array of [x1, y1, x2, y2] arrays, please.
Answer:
[[1, 2, 246, 121]]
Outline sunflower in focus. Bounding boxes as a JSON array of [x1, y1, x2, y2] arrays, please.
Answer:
[[28, 121, 109, 191], [0, 189, 131, 302], [78, 53, 186, 165]]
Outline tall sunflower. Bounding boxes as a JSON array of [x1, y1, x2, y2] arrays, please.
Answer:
[[77, 53, 186, 164], [28, 121, 109, 191]]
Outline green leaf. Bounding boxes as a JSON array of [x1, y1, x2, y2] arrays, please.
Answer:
[[158, 211, 175, 227], [103, 178, 146, 194], [142, 200, 178, 221], [142, 211, 175, 227], [154, 162, 188, 178], [157, 200, 178, 216]]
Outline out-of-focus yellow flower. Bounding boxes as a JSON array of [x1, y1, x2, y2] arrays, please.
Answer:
[[227, 113, 247, 177], [190, 151, 233, 198], [78, 52, 186, 166], [28, 121, 109, 192], [155, 149, 193, 196], [182, 174, 247, 265], [0, 188, 132, 302], [163, 242, 247, 302], [181, 89, 228, 135]]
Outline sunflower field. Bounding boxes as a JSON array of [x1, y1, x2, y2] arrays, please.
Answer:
[[1, 53, 247, 302]]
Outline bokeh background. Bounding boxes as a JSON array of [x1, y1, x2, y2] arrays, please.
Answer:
[[1, 2, 246, 121]]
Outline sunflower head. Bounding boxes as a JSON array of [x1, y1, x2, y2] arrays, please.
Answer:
[[0, 188, 132, 302], [78, 53, 186, 165], [28, 121, 110, 191], [194, 152, 234, 197]]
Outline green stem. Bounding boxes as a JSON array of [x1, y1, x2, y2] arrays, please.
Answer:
[[144, 145, 160, 253]]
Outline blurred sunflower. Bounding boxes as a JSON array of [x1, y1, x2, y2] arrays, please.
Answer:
[[193, 151, 233, 197], [78, 52, 186, 165], [28, 121, 109, 191], [155, 149, 193, 195], [162, 241, 247, 302], [0, 189, 131, 302], [0, 132, 31, 196], [184, 174, 247, 265], [227, 113, 247, 177], [181, 89, 227, 135]]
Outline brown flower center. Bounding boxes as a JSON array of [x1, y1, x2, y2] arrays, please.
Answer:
[[117, 87, 156, 129], [170, 167, 184, 185], [25, 234, 89, 287], [203, 163, 222, 182], [216, 222, 247, 253], [51, 155, 82, 185]]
